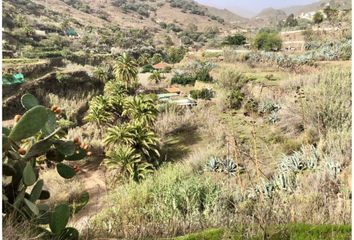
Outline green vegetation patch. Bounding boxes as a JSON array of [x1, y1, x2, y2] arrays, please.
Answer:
[[168, 224, 352, 240], [172, 228, 224, 240]]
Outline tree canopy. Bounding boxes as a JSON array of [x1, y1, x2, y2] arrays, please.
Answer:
[[253, 31, 282, 51]]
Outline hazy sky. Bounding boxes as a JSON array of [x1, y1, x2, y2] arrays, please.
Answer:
[[195, 0, 319, 17]]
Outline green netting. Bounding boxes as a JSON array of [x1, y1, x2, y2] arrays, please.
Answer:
[[65, 29, 78, 36], [2, 73, 25, 85]]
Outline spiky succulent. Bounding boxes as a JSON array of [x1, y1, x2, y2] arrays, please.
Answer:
[[205, 156, 221, 172], [222, 158, 238, 175]]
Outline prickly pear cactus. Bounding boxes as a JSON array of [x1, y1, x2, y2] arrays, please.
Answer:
[[3, 94, 90, 239]]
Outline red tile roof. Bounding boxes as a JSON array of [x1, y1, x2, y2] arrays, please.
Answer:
[[153, 62, 171, 69], [165, 87, 181, 93]]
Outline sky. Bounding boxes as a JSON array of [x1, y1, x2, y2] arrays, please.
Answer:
[[195, 0, 319, 17]]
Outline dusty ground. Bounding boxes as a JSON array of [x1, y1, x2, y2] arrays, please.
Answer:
[[71, 167, 107, 232]]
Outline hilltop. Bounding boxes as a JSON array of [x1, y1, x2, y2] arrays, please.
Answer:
[[6, 0, 235, 32], [204, 5, 247, 25], [4, 0, 251, 55], [252, 8, 287, 27], [282, 0, 351, 15]]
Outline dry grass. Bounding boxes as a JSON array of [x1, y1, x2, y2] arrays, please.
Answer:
[[3, 214, 37, 240], [40, 169, 85, 208], [46, 93, 93, 121]]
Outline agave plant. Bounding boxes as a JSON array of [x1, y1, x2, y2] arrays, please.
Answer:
[[279, 145, 318, 174], [325, 157, 341, 178], [268, 111, 280, 124], [222, 158, 238, 175], [205, 156, 221, 172], [250, 180, 275, 199], [205, 157, 245, 176], [279, 151, 307, 173], [261, 181, 276, 199], [300, 145, 318, 170], [273, 173, 296, 191], [258, 99, 281, 115]]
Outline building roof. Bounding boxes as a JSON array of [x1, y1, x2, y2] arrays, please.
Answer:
[[165, 87, 181, 93], [170, 98, 196, 106], [153, 61, 171, 69], [157, 93, 179, 100]]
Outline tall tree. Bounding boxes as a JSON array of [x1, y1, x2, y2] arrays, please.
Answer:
[[285, 14, 298, 27], [114, 53, 138, 89], [122, 95, 159, 125], [313, 12, 324, 24]]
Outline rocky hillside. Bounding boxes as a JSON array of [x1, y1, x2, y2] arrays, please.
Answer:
[[9, 0, 236, 32], [282, 0, 351, 16], [4, 0, 248, 56], [252, 8, 287, 27], [4, 0, 351, 52], [204, 6, 247, 25]]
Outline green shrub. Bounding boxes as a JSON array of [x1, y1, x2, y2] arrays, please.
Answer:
[[161, 66, 172, 73], [253, 31, 282, 51], [171, 73, 196, 85], [222, 34, 246, 46], [303, 68, 351, 132], [217, 69, 248, 91], [187, 61, 215, 82], [190, 88, 214, 100], [171, 224, 352, 240], [227, 90, 244, 109], [283, 14, 298, 27], [244, 98, 259, 114], [313, 12, 324, 24], [166, 47, 187, 64], [91, 164, 224, 238], [141, 64, 156, 73]]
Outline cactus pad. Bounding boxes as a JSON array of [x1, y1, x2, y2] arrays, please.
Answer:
[[9, 105, 48, 141]]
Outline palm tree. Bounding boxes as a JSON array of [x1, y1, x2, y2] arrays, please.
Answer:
[[84, 96, 113, 125], [94, 67, 110, 83], [122, 95, 159, 125], [138, 53, 150, 66], [114, 53, 138, 89], [130, 161, 154, 182], [105, 145, 139, 181], [104, 120, 160, 165], [104, 80, 126, 97], [148, 70, 163, 84]]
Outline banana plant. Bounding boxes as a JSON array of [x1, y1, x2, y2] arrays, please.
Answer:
[[3, 93, 88, 239]]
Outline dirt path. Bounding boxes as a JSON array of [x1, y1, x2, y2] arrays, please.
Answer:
[[71, 166, 108, 232]]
